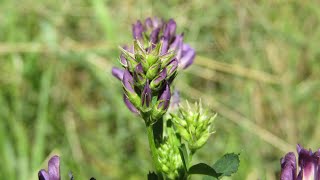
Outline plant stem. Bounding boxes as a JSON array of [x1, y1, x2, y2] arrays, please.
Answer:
[[146, 117, 163, 177]]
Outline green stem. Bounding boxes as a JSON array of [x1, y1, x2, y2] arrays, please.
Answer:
[[147, 125, 160, 173], [146, 117, 163, 176]]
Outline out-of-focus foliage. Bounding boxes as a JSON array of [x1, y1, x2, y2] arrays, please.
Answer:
[[0, 0, 319, 179]]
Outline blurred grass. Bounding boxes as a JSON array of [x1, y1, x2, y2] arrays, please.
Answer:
[[0, 0, 320, 179]]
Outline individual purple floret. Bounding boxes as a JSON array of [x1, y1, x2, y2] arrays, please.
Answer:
[[38, 155, 96, 180], [38, 155, 60, 180], [141, 83, 152, 108], [157, 83, 171, 111], [280, 144, 320, 180]]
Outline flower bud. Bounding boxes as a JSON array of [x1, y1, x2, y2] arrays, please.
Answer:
[[133, 63, 146, 87], [146, 63, 161, 80], [119, 47, 138, 72], [150, 69, 167, 91], [166, 59, 178, 80], [122, 70, 141, 108], [151, 83, 171, 120], [141, 83, 152, 109], [150, 28, 161, 44], [123, 94, 139, 113], [132, 20, 144, 40], [163, 19, 176, 40]]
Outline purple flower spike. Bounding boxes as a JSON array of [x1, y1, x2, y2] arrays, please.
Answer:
[[280, 144, 320, 180], [123, 94, 139, 113], [141, 83, 152, 107], [132, 20, 144, 40], [122, 70, 135, 93], [180, 44, 195, 69], [38, 155, 60, 180], [158, 83, 171, 110], [112, 67, 125, 81]]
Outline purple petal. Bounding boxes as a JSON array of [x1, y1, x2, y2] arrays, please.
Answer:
[[120, 54, 128, 67], [164, 19, 176, 39], [112, 67, 124, 81], [297, 145, 318, 180], [152, 68, 167, 85], [141, 83, 152, 107], [171, 90, 180, 107], [280, 152, 296, 180], [150, 28, 161, 44], [315, 150, 320, 179], [122, 70, 135, 93], [134, 63, 145, 83], [161, 37, 169, 55], [132, 20, 144, 40], [169, 35, 183, 59], [48, 155, 60, 180], [123, 94, 138, 113], [180, 44, 195, 69], [158, 82, 171, 110], [151, 17, 163, 29], [167, 59, 178, 77], [38, 169, 49, 180], [145, 17, 153, 29]]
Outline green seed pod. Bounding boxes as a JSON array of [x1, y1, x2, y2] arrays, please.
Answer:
[[171, 101, 216, 152]]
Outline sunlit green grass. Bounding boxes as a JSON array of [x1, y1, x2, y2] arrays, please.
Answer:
[[0, 0, 320, 179]]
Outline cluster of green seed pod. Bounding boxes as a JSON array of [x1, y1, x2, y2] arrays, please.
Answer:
[[171, 101, 216, 152], [157, 128, 183, 179]]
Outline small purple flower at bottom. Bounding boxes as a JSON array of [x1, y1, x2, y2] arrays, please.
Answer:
[[39, 155, 96, 180], [280, 144, 320, 180], [38, 155, 60, 180]]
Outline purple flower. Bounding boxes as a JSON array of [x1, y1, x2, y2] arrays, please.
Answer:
[[157, 82, 171, 111], [112, 67, 124, 81], [166, 59, 178, 78], [132, 20, 144, 40], [133, 63, 146, 85], [38, 155, 60, 180], [141, 83, 152, 108], [123, 94, 139, 113], [280, 144, 320, 180], [180, 44, 195, 69], [111, 17, 196, 115], [122, 70, 135, 93], [131, 17, 195, 69], [150, 68, 167, 90]]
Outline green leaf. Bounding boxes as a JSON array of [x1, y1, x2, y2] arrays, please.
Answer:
[[203, 153, 240, 180], [188, 163, 220, 177], [212, 153, 240, 177], [179, 144, 188, 171]]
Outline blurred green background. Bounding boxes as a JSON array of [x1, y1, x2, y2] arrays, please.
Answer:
[[1, 0, 320, 179]]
